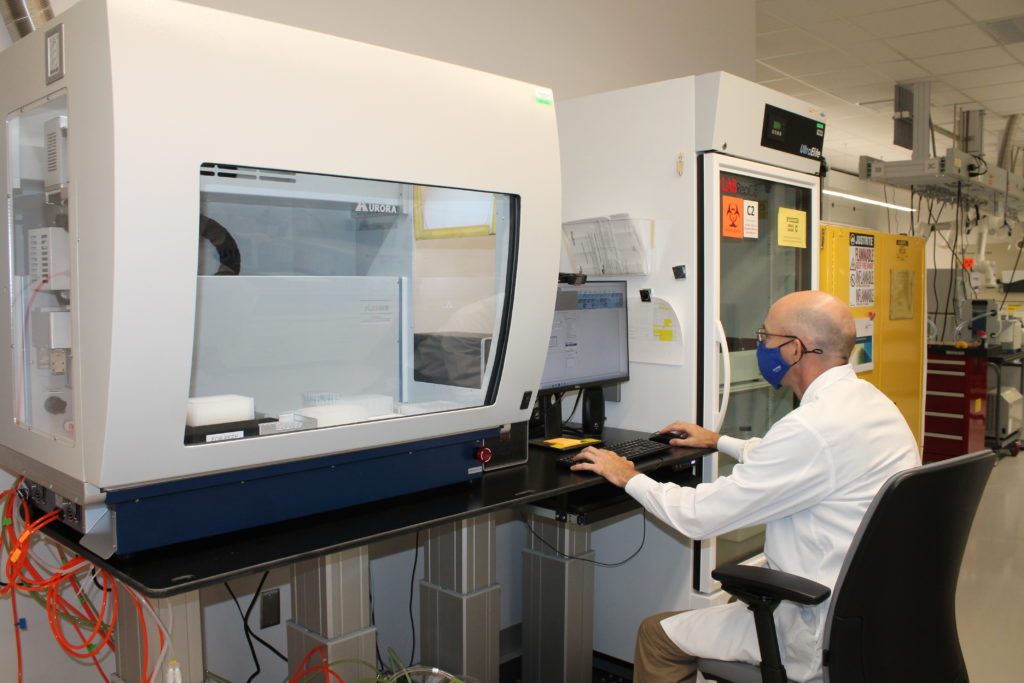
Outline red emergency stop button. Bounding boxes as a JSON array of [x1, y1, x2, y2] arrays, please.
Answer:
[[475, 447, 493, 464]]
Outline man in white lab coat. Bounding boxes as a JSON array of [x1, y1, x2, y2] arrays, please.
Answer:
[[572, 290, 920, 682]]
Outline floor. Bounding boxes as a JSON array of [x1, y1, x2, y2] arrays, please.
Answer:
[[498, 654, 631, 683], [956, 452, 1024, 681], [500, 453, 1024, 683]]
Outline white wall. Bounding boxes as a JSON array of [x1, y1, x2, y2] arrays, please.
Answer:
[[0, 1, 755, 680], [822, 171, 917, 236]]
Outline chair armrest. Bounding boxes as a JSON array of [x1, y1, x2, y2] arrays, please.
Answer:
[[713, 564, 830, 606]]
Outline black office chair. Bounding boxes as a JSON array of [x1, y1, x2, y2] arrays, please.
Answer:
[[698, 450, 996, 683]]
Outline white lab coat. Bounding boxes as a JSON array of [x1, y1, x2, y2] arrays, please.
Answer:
[[624, 364, 921, 682]]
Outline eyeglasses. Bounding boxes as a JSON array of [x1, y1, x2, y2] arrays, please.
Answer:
[[755, 328, 824, 356], [755, 327, 799, 344]]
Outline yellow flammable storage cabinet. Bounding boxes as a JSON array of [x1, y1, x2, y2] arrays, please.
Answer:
[[820, 225, 926, 447]]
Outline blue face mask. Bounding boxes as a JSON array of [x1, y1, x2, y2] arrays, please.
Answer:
[[756, 340, 793, 389]]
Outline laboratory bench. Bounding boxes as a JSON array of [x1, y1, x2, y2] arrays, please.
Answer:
[[34, 427, 710, 683]]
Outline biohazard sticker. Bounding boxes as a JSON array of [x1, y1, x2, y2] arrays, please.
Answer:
[[722, 196, 743, 238]]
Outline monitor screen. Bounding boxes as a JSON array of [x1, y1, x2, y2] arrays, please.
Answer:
[[538, 280, 629, 393]]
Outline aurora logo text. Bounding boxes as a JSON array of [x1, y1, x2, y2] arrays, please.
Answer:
[[355, 201, 398, 214]]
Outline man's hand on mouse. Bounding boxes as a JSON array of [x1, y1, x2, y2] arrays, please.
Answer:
[[569, 446, 639, 487], [656, 421, 721, 449], [573, 421, 721, 486]]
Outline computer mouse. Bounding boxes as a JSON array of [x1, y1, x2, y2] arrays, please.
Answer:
[[649, 430, 686, 444]]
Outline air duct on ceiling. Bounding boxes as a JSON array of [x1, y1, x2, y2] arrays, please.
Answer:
[[2, 0, 53, 42]]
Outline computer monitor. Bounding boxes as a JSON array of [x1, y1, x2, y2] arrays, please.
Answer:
[[536, 280, 629, 437]]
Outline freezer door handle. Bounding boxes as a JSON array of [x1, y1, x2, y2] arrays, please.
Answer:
[[714, 319, 731, 431]]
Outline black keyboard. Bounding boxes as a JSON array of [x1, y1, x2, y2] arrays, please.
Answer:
[[556, 438, 671, 468]]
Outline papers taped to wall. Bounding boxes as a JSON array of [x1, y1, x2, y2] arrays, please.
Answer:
[[562, 214, 651, 276]]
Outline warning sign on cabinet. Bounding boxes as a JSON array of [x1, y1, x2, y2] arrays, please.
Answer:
[[849, 232, 875, 307]]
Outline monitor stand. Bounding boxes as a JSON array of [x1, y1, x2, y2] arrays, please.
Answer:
[[540, 392, 564, 440], [580, 387, 605, 436], [529, 391, 606, 450]]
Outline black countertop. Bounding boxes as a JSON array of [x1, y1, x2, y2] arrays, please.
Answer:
[[39, 427, 710, 597]]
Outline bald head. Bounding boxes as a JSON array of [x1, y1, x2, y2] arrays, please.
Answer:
[[767, 291, 856, 365]]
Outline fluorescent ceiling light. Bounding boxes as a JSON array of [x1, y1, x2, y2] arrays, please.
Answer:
[[822, 189, 915, 213]]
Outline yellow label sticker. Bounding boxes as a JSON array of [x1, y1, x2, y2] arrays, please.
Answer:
[[777, 208, 807, 248], [543, 437, 602, 450]]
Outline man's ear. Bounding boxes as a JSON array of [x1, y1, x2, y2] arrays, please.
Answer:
[[790, 338, 805, 362]]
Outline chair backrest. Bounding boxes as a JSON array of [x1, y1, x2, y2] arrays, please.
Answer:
[[823, 450, 996, 683]]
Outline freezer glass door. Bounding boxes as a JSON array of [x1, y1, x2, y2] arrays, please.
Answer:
[[701, 153, 819, 574]]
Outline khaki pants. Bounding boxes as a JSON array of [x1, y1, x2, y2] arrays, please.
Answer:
[[633, 610, 698, 683]]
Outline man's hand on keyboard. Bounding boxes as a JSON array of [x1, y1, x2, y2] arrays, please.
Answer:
[[570, 446, 640, 488]]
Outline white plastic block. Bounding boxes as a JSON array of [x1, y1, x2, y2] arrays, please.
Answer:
[[296, 404, 368, 427], [186, 395, 255, 427]]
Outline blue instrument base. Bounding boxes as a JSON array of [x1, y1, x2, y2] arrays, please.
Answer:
[[104, 429, 496, 554]]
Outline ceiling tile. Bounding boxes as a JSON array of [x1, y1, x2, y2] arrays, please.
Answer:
[[985, 112, 1010, 125], [818, 0, 938, 19], [761, 49, 859, 76], [873, 60, 931, 81], [760, 77, 820, 98], [803, 18, 874, 44], [757, 28, 832, 58], [1006, 43, 1024, 60], [942, 64, 1024, 89], [802, 91, 863, 112], [837, 119, 880, 138], [885, 24, 996, 59], [964, 82, 1024, 101], [844, 40, 906, 65], [823, 133, 856, 152], [863, 118, 901, 139], [929, 84, 973, 105], [850, 1, 972, 39], [756, 7, 792, 34], [949, 0, 1024, 22], [871, 151, 913, 164], [933, 92, 970, 108], [757, 0, 839, 24], [821, 126, 856, 143], [802, 67, 889, 91], [915, 47, 1017, 74], [828, 103, 883, 124], [756, 62, 789, 82], [836, 83, 899, 105], [861, 99, 896, 114], [985, 95, 1024, 114]]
